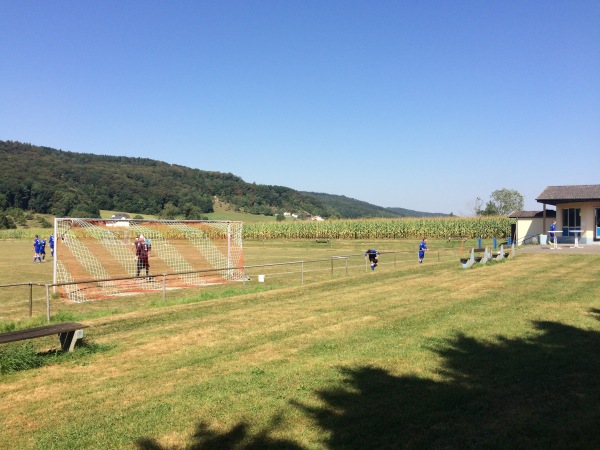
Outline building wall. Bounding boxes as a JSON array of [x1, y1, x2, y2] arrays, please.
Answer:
[[556, 202, 600, 244], [515, 218, 545, 245]]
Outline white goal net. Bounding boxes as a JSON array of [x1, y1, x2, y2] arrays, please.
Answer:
[[53, 218, 244, 302]]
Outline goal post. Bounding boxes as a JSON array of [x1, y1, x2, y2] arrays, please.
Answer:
[[53, 218, 244, 302]]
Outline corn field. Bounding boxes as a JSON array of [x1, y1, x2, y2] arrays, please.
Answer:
[[243, 217, 514, 240], [1, 216, 514, 241]]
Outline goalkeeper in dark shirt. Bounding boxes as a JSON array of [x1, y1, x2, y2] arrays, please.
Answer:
[[135, 234, 151, 277]]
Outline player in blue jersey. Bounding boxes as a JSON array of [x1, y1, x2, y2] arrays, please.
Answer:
[[365, 248, 380, 270], [33, 235, 42, 263], [48, 234, 55, 257], [549, 220, 556, 245], [418, 238, 428, 264], [40, 238, 47, 261]]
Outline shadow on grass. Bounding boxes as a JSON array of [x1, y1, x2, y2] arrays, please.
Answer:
[[136, 416, 303, 450], [137, 311, 600, 449]]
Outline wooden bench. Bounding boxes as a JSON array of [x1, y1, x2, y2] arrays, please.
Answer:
[[473, 248, 485, 260], [492, 252, 508, 260], [460, 248, 492, 267], [491, 244, 511, 260], [460, 245, 513, 268], [474, 247, 511, 259], [0, 322, 88, 352]]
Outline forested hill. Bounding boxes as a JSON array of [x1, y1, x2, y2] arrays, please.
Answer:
[[0, 141, 444, 219], [0, 141, 330, 218], [385, 207, 449, 217], [301, 192, 446, 218]]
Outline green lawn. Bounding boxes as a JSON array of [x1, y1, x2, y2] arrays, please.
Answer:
[[1, 240, 599, 449], [0, 238, 466, 323], [100, 208, 278, 222]]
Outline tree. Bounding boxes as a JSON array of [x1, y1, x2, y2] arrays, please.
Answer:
[[475, 189, 524, 216], [0, 193, 8, 210], [36, 216, 53, 228], [0, 213, 16, 229], [480, 201, 499, 216], [489, 189, 524, 215], [473, 197, 484, 215], [181, 203, 207, 220], [158, 202, 179, 220]]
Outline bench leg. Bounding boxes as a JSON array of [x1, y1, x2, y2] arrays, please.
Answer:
[[58, 330, 84, 352]]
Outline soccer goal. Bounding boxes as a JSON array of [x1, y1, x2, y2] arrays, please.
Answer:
[[53, 218, 244, 302]]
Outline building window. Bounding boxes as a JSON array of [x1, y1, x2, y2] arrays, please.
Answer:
[[595, 208, 600, 241], [562, 208, 581, 236]]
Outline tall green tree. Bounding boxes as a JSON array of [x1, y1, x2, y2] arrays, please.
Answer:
[[478, 189, 524, 216], [158, 202, 179, 220], [490, 188, 524, 215], [0, 213, 16, 229], [181, 203, 207, 220]]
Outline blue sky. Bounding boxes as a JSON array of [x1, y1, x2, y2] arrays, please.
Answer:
[[1, 1, 598, 215]]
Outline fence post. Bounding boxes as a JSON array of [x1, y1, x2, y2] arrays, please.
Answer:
[[345, 257, 348, 276], [45, 284, 50, 323], [29, 282, 33, 317], [162, 274, 167, 303], [243, 268, 246, 289], [394, 253, 397, 268], [301, 261, 304, 285], [331, 258, 334, 276]]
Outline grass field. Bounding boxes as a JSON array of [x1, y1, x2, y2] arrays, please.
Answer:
[[0, 238, 467, 322], [1, 238, 600, 449], [100, 204, 279, 222]]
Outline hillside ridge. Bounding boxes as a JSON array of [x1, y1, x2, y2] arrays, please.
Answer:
[[0, 140, 444, 219]]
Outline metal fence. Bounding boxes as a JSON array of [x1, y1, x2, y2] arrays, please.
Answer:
[[1, 248, 461, 323]]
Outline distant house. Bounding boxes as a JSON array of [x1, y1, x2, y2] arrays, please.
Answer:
[[509, 210, 556, 245], [107, 213, 131, 228], [310, 215, 325, 221], [536, 184, 600, 244]]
